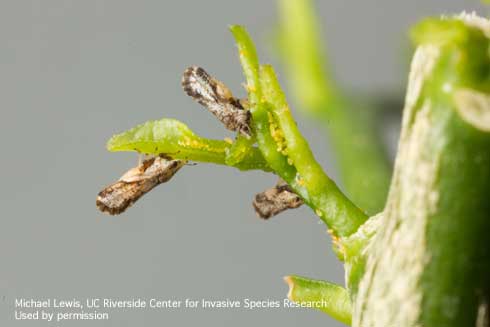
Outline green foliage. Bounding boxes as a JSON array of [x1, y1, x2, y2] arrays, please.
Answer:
[[107, 118, 270, 171], [285, 275, 352, 325], [230, 25, 262, 104], [103, 7, 490, 326], [275, 0, 391, 215], [230, 25, 368, 237], [104, 24, 371, 324], [259, 64, 367, 236], [107, 25, 367, 238]]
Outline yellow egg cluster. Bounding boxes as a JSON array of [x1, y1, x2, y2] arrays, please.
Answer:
[[268, 112, 288, 155]]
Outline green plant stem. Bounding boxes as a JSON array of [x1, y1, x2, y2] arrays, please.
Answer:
[[260, 65, 367, 236], [230, 26, 300, 184], [231, 25, 367, 237], [230, 25, 261, 104], [276, 0, 391, 214], [354, 16, 490, 327], [340, 213, 383, 297]]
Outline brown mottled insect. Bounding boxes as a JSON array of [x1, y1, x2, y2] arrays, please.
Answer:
[[182, 66, 252, 137], [96, 156, 186, 215], [253, 180, 304, 219]]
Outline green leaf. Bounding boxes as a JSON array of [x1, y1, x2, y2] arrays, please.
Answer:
[[107, 118, 270, 171], [285, 275, 352, 325]]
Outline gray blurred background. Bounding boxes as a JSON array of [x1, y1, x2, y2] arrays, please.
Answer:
[[0, 1, 487, 326]]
